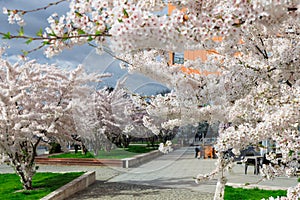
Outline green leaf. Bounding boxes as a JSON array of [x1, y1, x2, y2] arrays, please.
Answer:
[[123, 8, 129, 18], [36, 28, 43, 37], [21, 50, 28, 56], [62, 33, 69, 41], [25, 38, 33, 44], [95, 30, 102, 36], [87, 36, 93, 42], [43, 41, 50, 45], [18, 27, 24, 36], [118, 18, 123, 23], [77, 29, 85, 35], [2, 32, 11, 39], [75, 11, 83, 17], [48, 31, 56, 37]]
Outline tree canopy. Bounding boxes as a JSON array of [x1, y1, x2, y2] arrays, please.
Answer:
[[1, 1, 300, 199]]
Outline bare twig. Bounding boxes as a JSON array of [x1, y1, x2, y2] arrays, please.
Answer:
[[88, 42, 133, 66], [255, 45, 268, 59], [103, 47, 133, 66], [7, 0, 68, 15], [25, 44, 45, 55]]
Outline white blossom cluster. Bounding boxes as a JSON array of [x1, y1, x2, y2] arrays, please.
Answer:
[[0, 49, 98, 189], [263, 183, 300, 200], [287, 183, 300, 200], [142, 115, 160, 135], [158, 140, 173, 154], [2, 7, 25, 26], [3, 0, 300, 56]]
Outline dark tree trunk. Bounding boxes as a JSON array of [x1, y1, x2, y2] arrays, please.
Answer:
[[15, 165, 33, 190], [121, 135, 131, 148], [9, 138, 41, 190]]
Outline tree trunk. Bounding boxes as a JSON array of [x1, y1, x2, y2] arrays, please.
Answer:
[[11, 155, 36, 190], [121, 135, 131, 148], [213, 175, 227, 200], [9, 138, 41, 190], [81, 143, 87, 155], [15, 166, 33, 190]]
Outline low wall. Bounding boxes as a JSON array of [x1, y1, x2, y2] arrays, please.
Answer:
[[41, 171, 96, 200], [36, 150, 163, 168], [36, 157, 123, 167], [122, 150, 163, 168]]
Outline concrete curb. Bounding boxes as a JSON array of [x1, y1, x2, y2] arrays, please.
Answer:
[[122, 150, 163, 168], [226, 182, 289, 191], [40, 171, 96, 200]]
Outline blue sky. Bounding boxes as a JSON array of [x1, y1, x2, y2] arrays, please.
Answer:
[[0, 0, 91, 66], [0, 0, 168, 95]]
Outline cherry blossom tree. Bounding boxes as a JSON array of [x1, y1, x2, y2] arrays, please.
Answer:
[[72, 79, 150, 155], [131, 42, 299, 199], [137, 92, 181, 140], [0, 49, 72, 190], [1, 1, 300, 199], [92, 81, 136, 150], [0, 47, 109, 190]]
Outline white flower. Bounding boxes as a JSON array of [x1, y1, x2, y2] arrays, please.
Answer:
[[165, 140, 172, 146], [2, 7, 8, 14]]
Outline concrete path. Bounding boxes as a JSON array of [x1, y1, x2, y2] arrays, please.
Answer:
[[109, 147, 218, 193], [108, 146, 298, 192], [0, 147, 298, 200]]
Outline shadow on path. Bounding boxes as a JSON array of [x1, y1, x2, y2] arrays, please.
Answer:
[[66, 180, 214, 200]]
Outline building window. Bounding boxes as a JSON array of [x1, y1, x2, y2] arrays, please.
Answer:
[[173, 52, 184, 64]]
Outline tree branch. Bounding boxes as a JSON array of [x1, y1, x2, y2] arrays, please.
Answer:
[[259, 37, 268, 59], [6, 0, 68, 15], [0, 32, 111, 41], [255, 45, 268, 59], [88, 43, 133, 66]]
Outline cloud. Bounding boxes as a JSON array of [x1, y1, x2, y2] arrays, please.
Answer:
[[0, 0, 169, 95], [0, 0, 76, 64]]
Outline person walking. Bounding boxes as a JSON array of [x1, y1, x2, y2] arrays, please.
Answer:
[[195, 145, 201, 159]]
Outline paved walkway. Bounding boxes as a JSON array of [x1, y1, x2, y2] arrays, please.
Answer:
[[109, 147, 218, 193], [108, 147, 298, 192], [0, 147, 298, 199]]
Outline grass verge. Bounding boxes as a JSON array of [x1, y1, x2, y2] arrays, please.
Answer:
[[224, 186, 287, 200], [0, 172, 84, 200], [49, 145, 158, 159]]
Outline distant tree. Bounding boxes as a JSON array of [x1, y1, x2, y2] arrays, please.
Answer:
[[74, 80, 147, 152], [132, 92, 181, 144], [196, 121, 209, 142]]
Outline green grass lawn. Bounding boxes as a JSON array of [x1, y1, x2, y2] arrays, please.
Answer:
[[224, 186, 287, 200], [49, 145, 158, 159], [0, 172, 84, 200]]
